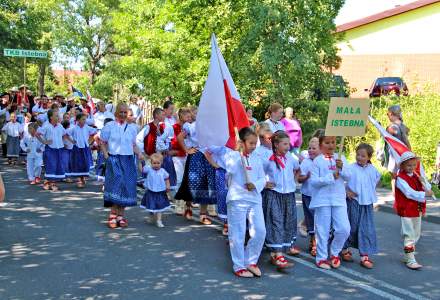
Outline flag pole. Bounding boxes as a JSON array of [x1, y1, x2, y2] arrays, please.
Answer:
[[212, 34, 251, 184]]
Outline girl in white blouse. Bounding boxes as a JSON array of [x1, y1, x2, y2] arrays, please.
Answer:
[[225, 127, 266, 278], [2, 112, 23, 164], [37, 109, 74, 191], [140, 153, 171, 228], [341, 143, 381, 269], [263, 131, 300, 269], [69, 113, 97, 188], [310, 135, 351, 269]]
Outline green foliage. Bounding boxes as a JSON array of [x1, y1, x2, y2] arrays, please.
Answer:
[[103, 0, 344, 106], [345, 93, 440, 177], [0, 0, 56, 93], [52, 0, 120, 84]]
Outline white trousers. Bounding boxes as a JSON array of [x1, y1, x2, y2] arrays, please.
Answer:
[[172, 156, 187, 189], [27, 156, 43, 181], [401, 216, 422, 248], [227, 200, 266, 272], [314, 206, 350, 262]]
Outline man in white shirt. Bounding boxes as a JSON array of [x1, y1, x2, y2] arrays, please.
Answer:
[[129, 96, 143, 125], [94, 101, 115, 130], [163, 99, 177, 126]]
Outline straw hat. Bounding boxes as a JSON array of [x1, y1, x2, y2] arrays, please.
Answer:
[[398, 151, 419, 166]]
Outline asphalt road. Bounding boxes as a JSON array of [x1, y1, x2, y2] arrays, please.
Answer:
[[1, 162, 439, 300]]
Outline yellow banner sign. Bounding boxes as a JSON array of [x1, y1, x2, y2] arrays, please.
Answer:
[[325, 97, 370, 136]]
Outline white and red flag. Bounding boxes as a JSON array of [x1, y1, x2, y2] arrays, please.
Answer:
[[86, 90, 96, 114], [368, 115, 427, 180], [196, 34, 249, 149]]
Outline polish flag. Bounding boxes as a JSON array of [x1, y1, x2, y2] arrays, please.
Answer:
[[86, 90, 96, 114], [196, 34, 250, 149], [368, 116, 427, 179]]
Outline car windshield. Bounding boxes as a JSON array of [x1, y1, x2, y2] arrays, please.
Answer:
[[376, 77, 403, 86]]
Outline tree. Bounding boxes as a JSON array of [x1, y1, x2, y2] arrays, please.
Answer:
[[0, 0, 55, 93], [102, 0, 343, 109], [53, 0, 120, 84]]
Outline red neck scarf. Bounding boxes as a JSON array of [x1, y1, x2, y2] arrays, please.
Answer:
[[269, 153, 286, 169]]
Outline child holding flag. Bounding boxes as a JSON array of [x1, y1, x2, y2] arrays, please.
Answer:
[[225, 127, 266, 278], [394, 151, 433, 270]]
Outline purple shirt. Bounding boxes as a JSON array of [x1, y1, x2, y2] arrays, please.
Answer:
[[280, 117, 302, 148]]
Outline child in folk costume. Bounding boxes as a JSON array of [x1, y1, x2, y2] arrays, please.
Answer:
[[171, 108, 192, 215], [175, 107, 216, 225], [263, 131, 300, 269], [341, 143, 381, 269], [297, 137, 320, 256], [264, 103, 285, 133], [20, 123, 44, 184], [394, 151, 433, 270], [140, 153, 171, 227], [69, 113, 97, 188], [136, 108, 177, 188], [37, 109, 74, 191], [225, 127, 266, 278], [95, 118, 114, 183], [61, 120, 74, 183], [310, 135, 351, 269], [204, 146, 229, 235], [101, 103, 145, 229], [254, 122, 273, 165], [2, 112, 24, 165]]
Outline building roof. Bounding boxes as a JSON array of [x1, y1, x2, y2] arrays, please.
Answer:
[[336, 0, 440, 32]]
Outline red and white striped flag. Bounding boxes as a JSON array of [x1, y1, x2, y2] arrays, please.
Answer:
[[86, 90, 96, 114], [368, 115, 427, 180], [196, 34, 250, 149]]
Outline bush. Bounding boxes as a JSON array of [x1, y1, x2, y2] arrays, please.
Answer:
[[346, 93, 440, 183]]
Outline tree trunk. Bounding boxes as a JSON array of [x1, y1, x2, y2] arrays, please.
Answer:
[[38, 62, 46, 95]]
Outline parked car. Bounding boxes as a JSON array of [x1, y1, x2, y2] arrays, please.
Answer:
[[329, 75, 349, 98], [365, 77, 408, 98]]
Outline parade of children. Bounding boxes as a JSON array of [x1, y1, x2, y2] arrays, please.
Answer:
[[0, 88, 437, 280]]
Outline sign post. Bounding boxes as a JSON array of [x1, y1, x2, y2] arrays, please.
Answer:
[[325, 97, 371, 158], [3, 48, 48, 101]]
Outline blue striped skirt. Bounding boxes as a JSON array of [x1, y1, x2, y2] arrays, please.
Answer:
[[344, 199, 378, 255], [95, 151, 106, 181], [188, 151, 216, 205], [104, 155, 137, 207], [140, 189, 171, 213], [262, 189, 297, 251], [215, 168, 228, 222], [70, 146, 92, 177], [60, 148, 72, 177], [6, 136, 20, 158], [162, 154, 177, 188], [43, 147, 65, 181]]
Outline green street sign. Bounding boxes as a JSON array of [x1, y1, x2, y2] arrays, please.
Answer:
[[3, 48, 48, 58]]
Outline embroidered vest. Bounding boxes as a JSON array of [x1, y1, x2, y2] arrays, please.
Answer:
[[144, 122, 165, 155], [171, 123, 186, 157], [394, 171, 426, 217]]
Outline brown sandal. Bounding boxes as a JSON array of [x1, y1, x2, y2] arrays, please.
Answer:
[[360, 256, 374, 269], [200, 215, 212, 225], [287, 246, 301, 256], [108, 215, 118, 229], [309, 237, 317, 257], [184, 208, 193, 220], [341, 250, 354, 262]]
